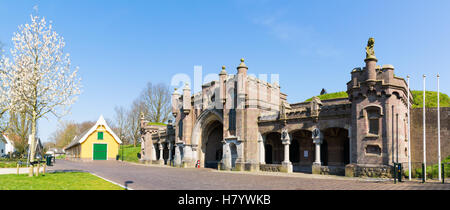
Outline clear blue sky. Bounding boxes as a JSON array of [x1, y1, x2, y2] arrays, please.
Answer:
[[0, 0, 449, 143]]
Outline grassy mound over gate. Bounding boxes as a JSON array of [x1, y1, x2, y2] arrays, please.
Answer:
[[304, 91, 450, 108]]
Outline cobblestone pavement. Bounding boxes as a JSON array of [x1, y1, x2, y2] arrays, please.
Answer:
[[49, 160, 450, 190]]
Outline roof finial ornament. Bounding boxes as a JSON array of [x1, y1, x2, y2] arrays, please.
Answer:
[[183, 82, 190, 90], [219, 65, 227, 75], [237, 57, 248, 70]]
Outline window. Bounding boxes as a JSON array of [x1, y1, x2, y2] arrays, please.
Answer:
[[97, 132, 104, 140], [366, 107, 380, 135], [229, 109, 236, 131]]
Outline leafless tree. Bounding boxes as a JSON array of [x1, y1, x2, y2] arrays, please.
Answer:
[[112, 106, 129, 144], [141, 82, 171, 123], [50, 121, 78, 149], [126, 99, 145, 147]]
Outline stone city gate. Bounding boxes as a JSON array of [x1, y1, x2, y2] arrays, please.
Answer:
[[139, 38, 422, 177]]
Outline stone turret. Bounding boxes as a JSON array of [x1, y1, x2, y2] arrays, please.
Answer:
[[364, 37, 378, 82], [182, 83, 191, 114], [347, 37, 410, 175], [219, 65, 227, 104], [172, 88, 180, 117]]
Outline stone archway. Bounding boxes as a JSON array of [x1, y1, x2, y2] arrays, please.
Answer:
[[290, 130, 313, 173], [321, 127, 349, 166], [203, 121, 223, 168], [264, 132, 283, 164], [190, 109, 224, 168]]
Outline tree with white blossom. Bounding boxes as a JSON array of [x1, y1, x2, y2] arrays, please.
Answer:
[[0, 14, 82, 171]]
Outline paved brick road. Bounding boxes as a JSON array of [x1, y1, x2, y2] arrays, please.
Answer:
[[49, 160, 449, 190]]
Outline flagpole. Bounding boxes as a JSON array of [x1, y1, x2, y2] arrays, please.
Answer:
[[437, 73, 441, 181], [423, 74, 426, 181], [407, 75, 411, 180]]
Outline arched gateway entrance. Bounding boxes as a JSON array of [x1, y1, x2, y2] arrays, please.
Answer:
[[321, 127, 349, 166], [191, 109, 225, 169], [203, 121, 223, 168]]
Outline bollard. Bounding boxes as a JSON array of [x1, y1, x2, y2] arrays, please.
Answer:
[[422, 163, 425, 183], [443, 163, 445, 184], [36, 163, 40, 176], [43, 163, 46, 175], [393, 163, 397, 184], [29, 165, 33, 177], [16, 163, 19, 175], [398, 163, 402, 182]]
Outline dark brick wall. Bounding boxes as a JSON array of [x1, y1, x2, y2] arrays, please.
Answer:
[[410, 107, 450, 165]]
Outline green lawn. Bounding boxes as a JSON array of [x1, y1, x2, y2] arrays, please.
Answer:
[[119, 144, 141, 163], [0, 172, 124, 190], [0, 159, 28, 168]]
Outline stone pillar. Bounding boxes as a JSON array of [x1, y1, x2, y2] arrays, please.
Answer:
[[182, 145, 193, 167], [158, 143, 164, 165], [258, 134, 265, 164], [347, 126, 352, 164], [313, 140, 321, 165], [152, 144, 157, 161], [174, 143, 183, 167], [226, 137, 244, 171], [312, 128, 322, 174], [221, 141, 231, 170], [167, 142, 173, 164], [281, 129, 292, 173]]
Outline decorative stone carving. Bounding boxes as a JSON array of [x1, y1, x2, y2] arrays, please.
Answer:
[[365, 37, 377, 61]]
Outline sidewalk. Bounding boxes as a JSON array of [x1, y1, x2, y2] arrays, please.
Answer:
[[0, 167, 45, 175], [119, 160, 393, 182]]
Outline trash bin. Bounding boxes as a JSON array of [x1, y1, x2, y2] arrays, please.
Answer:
[[46, 156, 53, 166]]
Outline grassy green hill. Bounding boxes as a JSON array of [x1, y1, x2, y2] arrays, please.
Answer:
[[304, 91, 450, 108], [411, 91, 450, 108], [304, 91, 348, 102], [118, 144, 141, 163]]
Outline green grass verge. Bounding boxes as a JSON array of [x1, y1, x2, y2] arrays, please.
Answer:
[[304, 90, 450, 108], [0, 159, 28, 168], [148, 122, 167, 126], [56, 155, 66, 159], [0, 161, 18, 168], [305, 91, 348, 102], [0, 172, 124, 190], [405, 156, 450, 179], [118, 144, 141, 163]]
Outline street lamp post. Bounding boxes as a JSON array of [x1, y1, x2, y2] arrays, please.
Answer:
[[121, 135, 124, 162]]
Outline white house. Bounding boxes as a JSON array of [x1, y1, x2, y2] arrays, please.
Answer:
[[0, 134, 15, 156]]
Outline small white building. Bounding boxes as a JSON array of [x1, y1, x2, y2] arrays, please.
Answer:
[[0, 134, 15, 157], [46, 148, 65, 157]]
